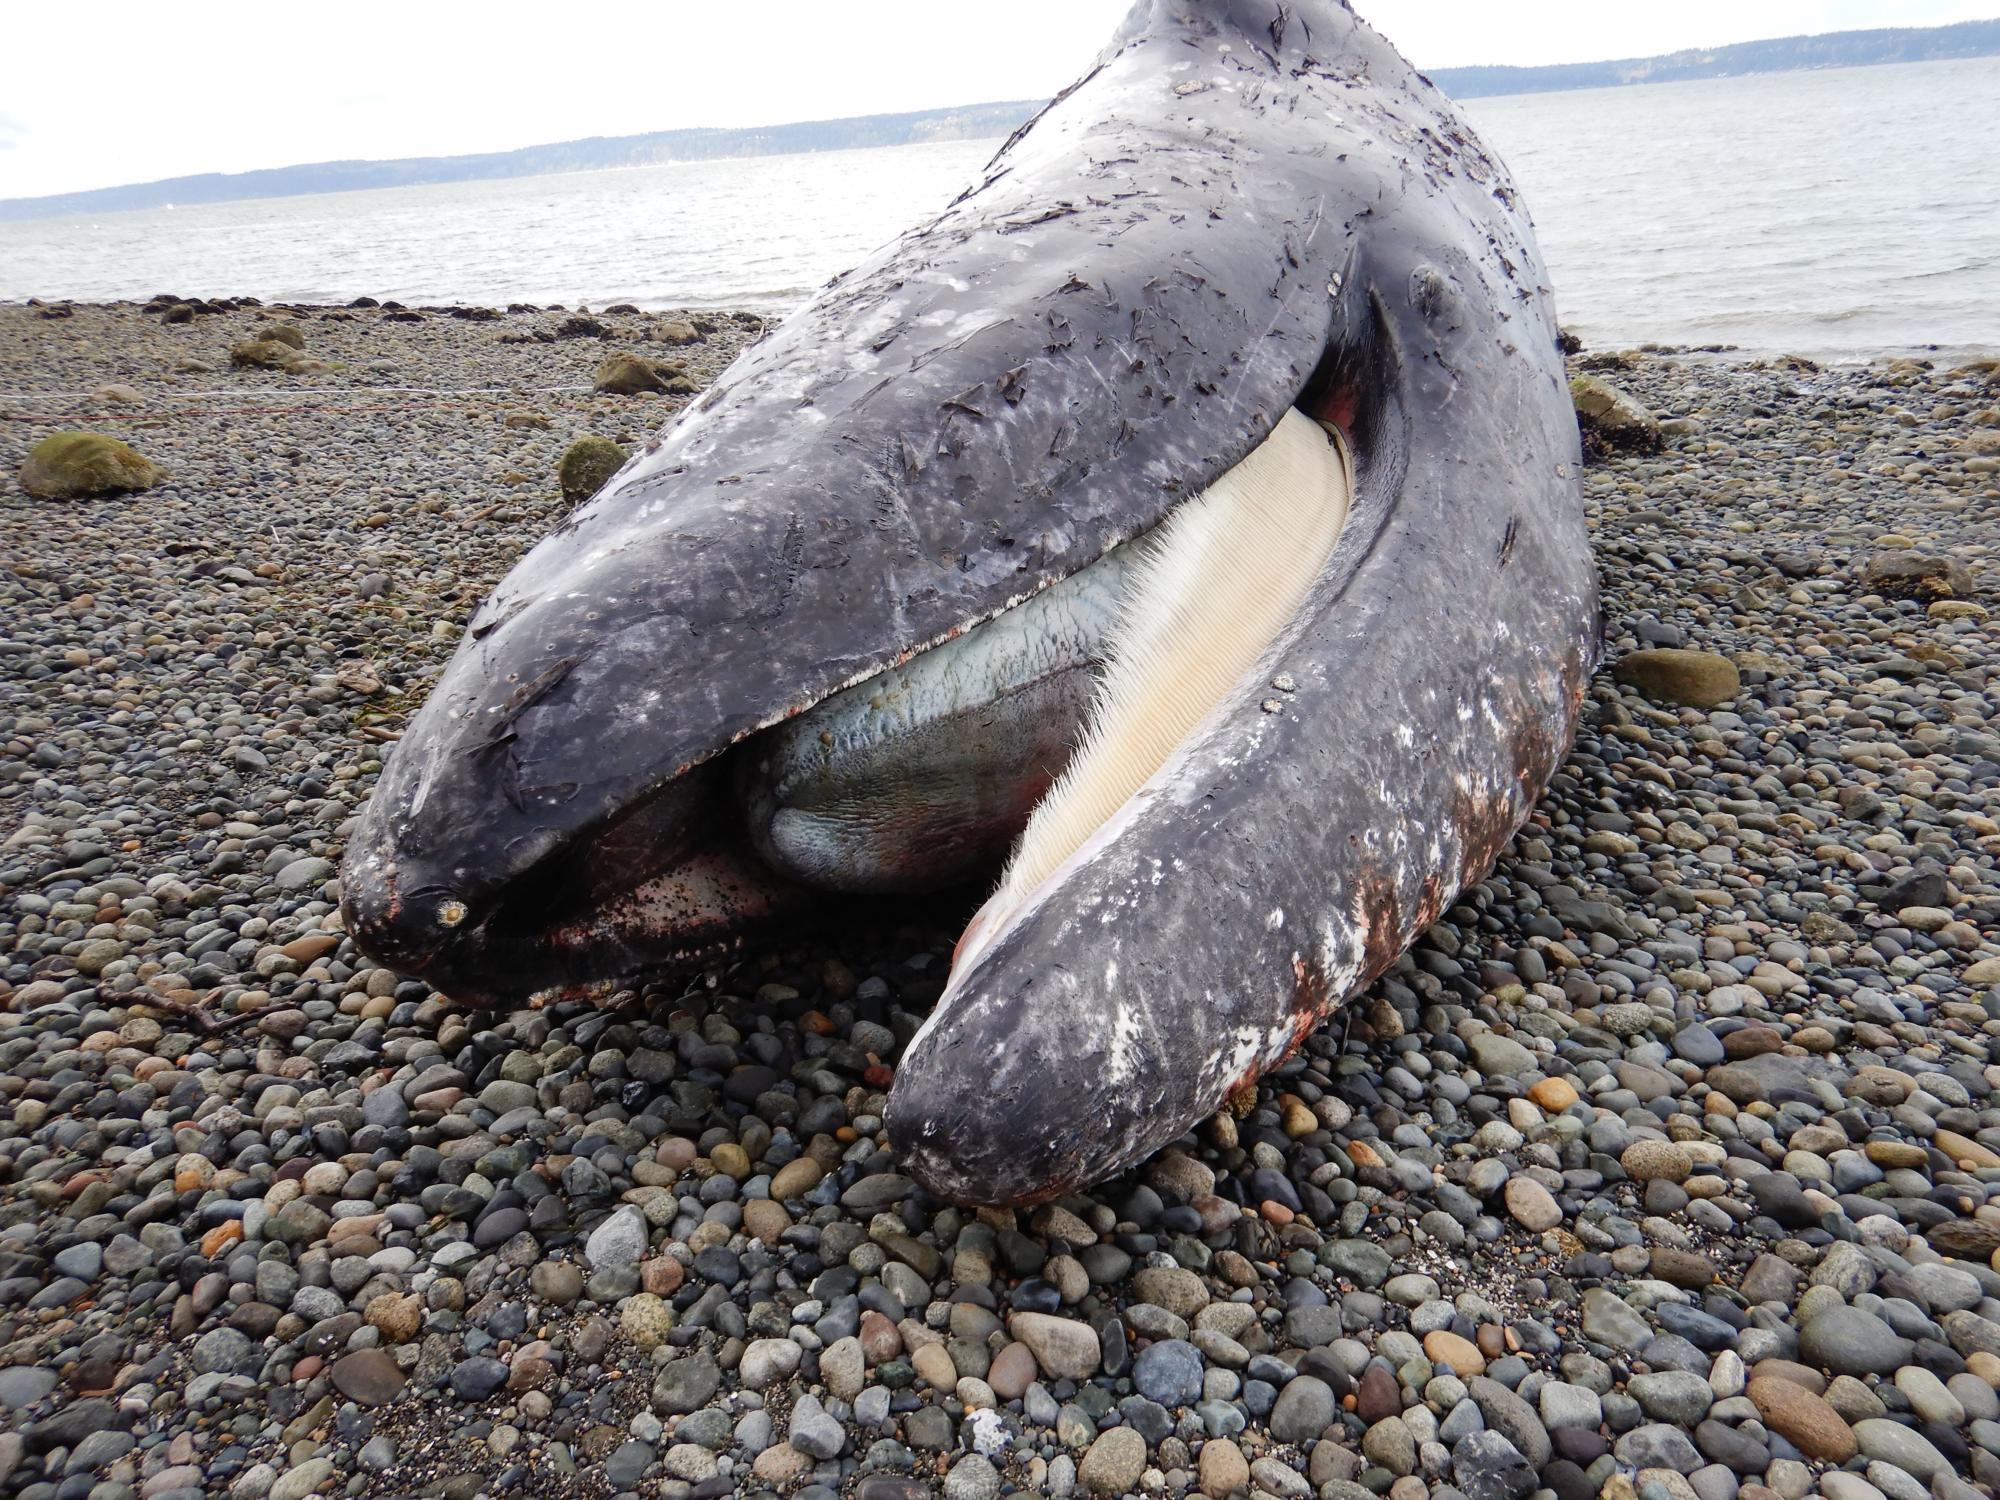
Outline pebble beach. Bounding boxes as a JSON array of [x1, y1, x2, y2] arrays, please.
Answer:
[[1, 299, 1998, 1500]]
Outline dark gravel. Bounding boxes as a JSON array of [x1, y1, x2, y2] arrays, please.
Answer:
[[1, 304, 1998, 1500]]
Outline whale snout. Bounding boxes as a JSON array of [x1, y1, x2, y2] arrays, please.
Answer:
[[337, 810, 463, 976], [339, 855, 501, 1004], [341, 878, 458, 974], [886, 1064, 1085, 1209], [885, 965, 1146, 1207]]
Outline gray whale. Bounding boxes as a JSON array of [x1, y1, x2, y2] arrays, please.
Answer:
[[342, 0, 1600, 1206]]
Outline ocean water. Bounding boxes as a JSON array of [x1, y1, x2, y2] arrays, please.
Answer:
[[4, 56, 1996, 359]]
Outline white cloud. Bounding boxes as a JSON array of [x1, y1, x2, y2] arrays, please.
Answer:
[[0, 0, 1991, 198]]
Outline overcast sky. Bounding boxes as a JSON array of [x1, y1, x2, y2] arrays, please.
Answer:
[[2, 0, 1992, 199]]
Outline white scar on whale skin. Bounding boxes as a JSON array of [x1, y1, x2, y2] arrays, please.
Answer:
[[989, 407, 1353, 917]]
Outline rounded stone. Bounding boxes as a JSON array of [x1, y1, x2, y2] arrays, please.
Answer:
[[1269, 1375, 1338, 1443], [1424, 1330, 1487, 1377], [1502, 1177, 1563, 1232], [1746, 1376, 1857, 1463], [739, 1337, 803, 1389], [1198, 1437, 1250, 1498], [1621, 1139, 1692, 1183], [1797, 1307, 1913, 1377], [1079, 1426, 1147, 1495], [1527, 1076, 1579, 1113], [1133, 1338, 1204, 1407], [1009, 1312, 1101, 1380]]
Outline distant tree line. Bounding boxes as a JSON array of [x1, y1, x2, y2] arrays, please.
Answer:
[[1428, 18, 2000, 98]]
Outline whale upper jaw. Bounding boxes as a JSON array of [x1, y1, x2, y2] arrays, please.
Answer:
[[340, 0, 1600, 1206]]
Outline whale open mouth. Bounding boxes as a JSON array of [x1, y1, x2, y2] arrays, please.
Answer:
[[344, 358, 1376, 1009]]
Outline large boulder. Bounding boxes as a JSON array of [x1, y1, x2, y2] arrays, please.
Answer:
[[252, 322, 306, 349], [558, 437, 629, 503], [18, 432, 162, 499], [1612, 648, 1740, 708], [230, 339, 322, 373], [593, 353, 699, 397], [1859, 550, 1975, 604], [1570, 373, 1663, 455], [593, 353, 668, 395]]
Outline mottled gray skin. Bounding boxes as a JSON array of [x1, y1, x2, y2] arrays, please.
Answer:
[[341, 0, 1598, 1204], [884, 1, 1601, 1203]]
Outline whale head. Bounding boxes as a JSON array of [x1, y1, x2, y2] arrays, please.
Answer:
[[342, 0, 1599, 1202]]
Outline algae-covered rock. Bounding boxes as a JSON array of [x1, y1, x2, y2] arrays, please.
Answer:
[[559, 437, 628, 502], [231, 339, 299, 370], [1613, 648, 1740, 709], [229, 339, 328, 374], [593, 353, 670, 396], [161, 302, 196, 325], [591, 354, 698, 397], [1570, 373, 1663, 456], [656, 320, 702, 347], [1930, 599, 1988, 621], [18, 432, 163, 499], [253, 322, 306, 350], [1860, 551, 1974, 604]]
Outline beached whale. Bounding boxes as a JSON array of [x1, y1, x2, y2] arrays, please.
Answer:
[[342, 0, 1600, 1205]]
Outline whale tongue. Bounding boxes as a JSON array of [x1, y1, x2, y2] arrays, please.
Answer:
[[954, 406, 1354, 973]]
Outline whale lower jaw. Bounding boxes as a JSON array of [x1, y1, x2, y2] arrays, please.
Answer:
[[453, 405, 1357, 1005]]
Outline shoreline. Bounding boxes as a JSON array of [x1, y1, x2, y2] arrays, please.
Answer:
[[4, 297, 1997, 371], [1, 303, 1998, 1500]]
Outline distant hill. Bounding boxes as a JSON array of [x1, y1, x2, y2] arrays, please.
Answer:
[[1428, 17, 2000, 98], [0, 102, 1040, 223], [3, 18, 1997, 222]]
